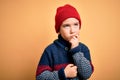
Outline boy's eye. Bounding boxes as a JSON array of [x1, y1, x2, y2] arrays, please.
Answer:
[[63, 24, 70, 27]]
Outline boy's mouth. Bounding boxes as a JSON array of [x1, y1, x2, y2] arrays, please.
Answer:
[[70, 34, 78, 38]]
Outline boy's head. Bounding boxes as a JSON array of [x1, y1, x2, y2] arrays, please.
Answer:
[[55, 4, 81, 33]]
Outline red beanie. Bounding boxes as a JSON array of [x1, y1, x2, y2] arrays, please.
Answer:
[[55, 4, 81, 33]]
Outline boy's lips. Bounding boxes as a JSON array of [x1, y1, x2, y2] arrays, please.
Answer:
[[70, 34, 78, 38]]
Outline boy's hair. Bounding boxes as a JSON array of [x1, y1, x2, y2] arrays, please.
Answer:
[[55, 4, 81, 33]]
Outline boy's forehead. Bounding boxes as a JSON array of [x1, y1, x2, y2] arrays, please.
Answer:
[[62, 18, 79, 24]]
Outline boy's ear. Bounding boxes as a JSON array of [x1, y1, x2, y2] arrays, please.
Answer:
[[79, 25, 81, 29]]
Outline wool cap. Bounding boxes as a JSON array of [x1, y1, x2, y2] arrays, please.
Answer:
[[55, 4, 81, 33]]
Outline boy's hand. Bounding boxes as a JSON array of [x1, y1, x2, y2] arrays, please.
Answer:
[[64, 64, 77, 78], [69, 34, 79, 49]]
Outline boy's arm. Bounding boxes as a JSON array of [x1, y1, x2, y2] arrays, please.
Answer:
[[36, 70, 59, 80], [36, 69, 65, 80], [72, 52, 93, 79], [69, 45, 93, 79]]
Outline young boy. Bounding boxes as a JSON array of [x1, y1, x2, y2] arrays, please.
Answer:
[[36, 4, 94, 80]]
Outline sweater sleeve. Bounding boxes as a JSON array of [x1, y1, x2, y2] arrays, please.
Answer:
[[69, 44, 93, 79], [72, 52, 92, 79], [36, 70, 59, 80], [36, 67, 66, 80]]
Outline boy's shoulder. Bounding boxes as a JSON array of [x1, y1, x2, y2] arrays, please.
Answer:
[[79, 42, 88, 47], [79, 42, 90, 51], [45, 39, 58, 50]]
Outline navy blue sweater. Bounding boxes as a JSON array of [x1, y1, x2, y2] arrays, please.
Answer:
[[36, 35, 94, 80]]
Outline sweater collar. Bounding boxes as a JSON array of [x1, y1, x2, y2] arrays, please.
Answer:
[[58, 34, 71, 48]]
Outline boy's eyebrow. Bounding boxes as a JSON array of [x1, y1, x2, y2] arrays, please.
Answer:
[[62, 22, 70, 25], [74, 22, 79, 24]]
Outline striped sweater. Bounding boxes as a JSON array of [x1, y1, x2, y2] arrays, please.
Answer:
[[36, 35, 94, 80]]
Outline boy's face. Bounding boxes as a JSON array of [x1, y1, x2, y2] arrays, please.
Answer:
[[59, 18, 80, 41]]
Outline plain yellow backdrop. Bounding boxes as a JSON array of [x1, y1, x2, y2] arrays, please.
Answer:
[[0, 0, 120, 80]]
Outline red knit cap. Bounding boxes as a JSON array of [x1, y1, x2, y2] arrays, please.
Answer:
[[55, 4, 81, 33]]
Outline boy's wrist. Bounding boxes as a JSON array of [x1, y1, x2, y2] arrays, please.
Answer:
[[58, 68, 66, 80]]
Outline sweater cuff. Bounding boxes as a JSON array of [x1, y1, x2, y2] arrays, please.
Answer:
[[58, 68, 66, 80], [69, 46, 81, 56]]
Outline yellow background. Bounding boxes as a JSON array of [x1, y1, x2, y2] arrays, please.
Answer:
[[0, 0, 120, 80]]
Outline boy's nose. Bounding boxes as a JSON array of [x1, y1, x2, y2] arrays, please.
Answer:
[[70, 27, 75, 34]]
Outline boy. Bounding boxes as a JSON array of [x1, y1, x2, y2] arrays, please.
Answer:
[[36, 4, 94, 80]]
